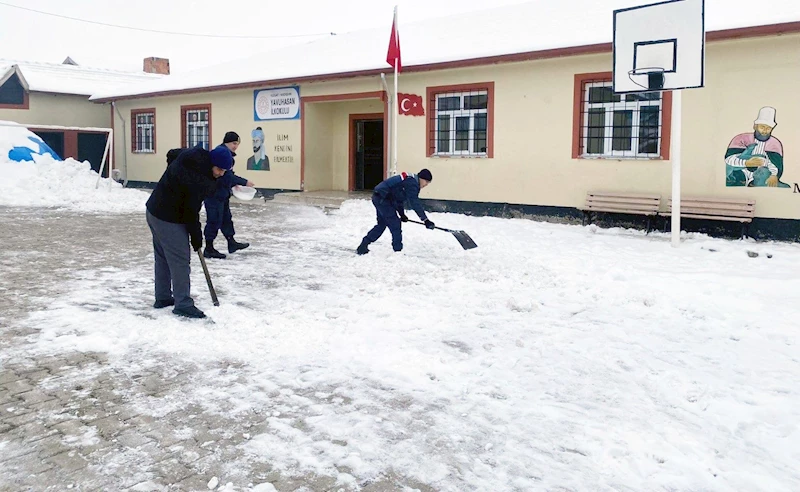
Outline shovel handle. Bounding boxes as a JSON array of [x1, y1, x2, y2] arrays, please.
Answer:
[[407, 219, 452, 232]]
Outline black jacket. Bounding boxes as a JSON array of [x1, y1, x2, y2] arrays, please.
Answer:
[[146, 145, 218, 245]]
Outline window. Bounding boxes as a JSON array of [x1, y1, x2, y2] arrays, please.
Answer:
[[0, 73, 29, 109], [131, 109, 156, 153], [180, 104, 211, 149], [572, 72, 672, 160], [426, 82, 494, 157]]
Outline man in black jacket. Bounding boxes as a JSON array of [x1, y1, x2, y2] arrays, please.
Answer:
[[145, 144, 233, 319]]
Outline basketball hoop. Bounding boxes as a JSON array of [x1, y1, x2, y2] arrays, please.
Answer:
[[627, 67, 666, 91]]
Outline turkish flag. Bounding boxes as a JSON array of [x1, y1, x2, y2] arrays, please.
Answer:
[[386, 8, 401, 72], [398, 93, 424, 116]]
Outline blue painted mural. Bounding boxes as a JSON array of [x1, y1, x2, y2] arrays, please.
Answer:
[[7, 135, 61, 162]]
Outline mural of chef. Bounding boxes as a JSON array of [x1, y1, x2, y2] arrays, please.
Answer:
[[725, 106, 789, 188], [247, 126, 270, 171]]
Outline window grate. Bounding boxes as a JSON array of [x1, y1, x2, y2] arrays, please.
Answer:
[[579, 79, 663, 158], [185, 109, 209, 149], [428, 89, 489, 156], [132, 112, 155, 153]]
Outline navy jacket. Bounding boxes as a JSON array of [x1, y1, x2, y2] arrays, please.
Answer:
[[209, 145, 248, 202], [373, 172, 428, 221], [146, 145, 218, 245]]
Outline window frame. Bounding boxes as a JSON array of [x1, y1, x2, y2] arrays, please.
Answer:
[[572, 72, 672, 160], [131, 108, 156, 154], [180, 104, 212, 150], [0, 73, 30, 110], [426, 82, 494, 158]]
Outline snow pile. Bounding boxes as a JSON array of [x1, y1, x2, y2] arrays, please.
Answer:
[[0, 121, 149, 212]]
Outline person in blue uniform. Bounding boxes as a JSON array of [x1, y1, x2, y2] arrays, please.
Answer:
[[357, 169, 434, 255]]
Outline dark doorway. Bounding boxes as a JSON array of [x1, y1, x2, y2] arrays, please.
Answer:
[[77, 132, 109, 177], [33, 131, 65, 160], [353, 118, 384, 191]]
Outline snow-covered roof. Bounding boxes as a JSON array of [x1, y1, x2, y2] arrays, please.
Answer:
[[0, 59, 163, 97], [90, 0, 800, 102]]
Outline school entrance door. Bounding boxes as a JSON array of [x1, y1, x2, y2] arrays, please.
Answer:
[[351, 114, 384, 192]]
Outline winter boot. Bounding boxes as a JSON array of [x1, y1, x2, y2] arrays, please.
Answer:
[[173, 305, 206, 319], [203, 240, 226, 259], [153, 297, 175, 309], [356, 239, 370, 255], [226, 236, 250, 254]]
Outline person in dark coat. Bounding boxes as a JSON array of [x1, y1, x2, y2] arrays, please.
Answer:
[[203, 131, 255, 259], [145, 144, 233, 319], [357, 169, 435, 255]]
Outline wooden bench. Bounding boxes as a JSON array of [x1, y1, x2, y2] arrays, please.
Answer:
[[662, 196, 756, 238], [581, 191, 661, 233]]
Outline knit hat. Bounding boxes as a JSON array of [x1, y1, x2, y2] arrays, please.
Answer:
[[223, 131, 240, 144], [210, 146, 233, 170], [418, 168, 433, 181]]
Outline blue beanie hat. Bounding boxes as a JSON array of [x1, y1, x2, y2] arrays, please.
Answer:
[[210, 146, 233, 170]]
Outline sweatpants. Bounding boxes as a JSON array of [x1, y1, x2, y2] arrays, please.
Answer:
[[204, 197, 235, 242], [363, 193, 403, 251], [146, 210, 195, 310]]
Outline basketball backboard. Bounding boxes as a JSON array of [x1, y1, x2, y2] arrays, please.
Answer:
[[613, 0, 705, 93]]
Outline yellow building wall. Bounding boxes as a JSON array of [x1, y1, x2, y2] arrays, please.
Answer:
[[112, 90, 301, 189], [0, 93, 110, 128], [112, 32, 800, 220], [303, 103, 333, 191], [389, 33, 800, 220]]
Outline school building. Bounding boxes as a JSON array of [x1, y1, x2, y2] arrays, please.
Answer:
[[89, 3, 800, 240]]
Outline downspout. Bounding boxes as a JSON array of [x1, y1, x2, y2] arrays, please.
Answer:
[[112, 101, 129, 187]]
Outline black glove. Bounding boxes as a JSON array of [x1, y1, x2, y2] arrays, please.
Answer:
[[399, 213, 409, 222], [424, 220, 435, 230], [190, 233, 202, 252], [188, 222, 203, 251]]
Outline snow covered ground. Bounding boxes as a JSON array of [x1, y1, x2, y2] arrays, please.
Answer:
[[2, 190, 799, 490]]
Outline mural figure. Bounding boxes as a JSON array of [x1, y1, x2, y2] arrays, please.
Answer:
[[725, 106, 789, 188], [8, 136, 61, 162], [246, 127, 270, 171]]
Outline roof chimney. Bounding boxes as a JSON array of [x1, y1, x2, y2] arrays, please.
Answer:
[[143, 57, 170, 75]]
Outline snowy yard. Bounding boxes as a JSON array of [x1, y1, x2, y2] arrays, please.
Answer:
[[1, 171, 799, 491]]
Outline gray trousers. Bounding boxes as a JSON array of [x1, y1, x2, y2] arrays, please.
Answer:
[[146, 210, 195, 309]]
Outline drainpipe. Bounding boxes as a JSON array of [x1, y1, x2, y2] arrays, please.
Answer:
[[112, 101, 129, 186]]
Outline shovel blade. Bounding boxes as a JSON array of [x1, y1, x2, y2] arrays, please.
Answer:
[[451, 230, 478, 250]]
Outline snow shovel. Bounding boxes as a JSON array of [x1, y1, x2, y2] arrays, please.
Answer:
[[196, 250, 220, 306], [408, 219, 478, 250]]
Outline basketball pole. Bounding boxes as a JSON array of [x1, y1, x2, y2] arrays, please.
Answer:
[[671, 89, 682, 247]]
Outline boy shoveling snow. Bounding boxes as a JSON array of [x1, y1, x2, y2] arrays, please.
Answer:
[[357, 169, 434, 254]]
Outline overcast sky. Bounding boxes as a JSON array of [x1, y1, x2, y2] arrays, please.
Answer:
[[0, 0, 532, 73]]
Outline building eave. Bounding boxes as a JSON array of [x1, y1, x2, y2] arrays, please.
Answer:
[[91, 20, 800, 104]]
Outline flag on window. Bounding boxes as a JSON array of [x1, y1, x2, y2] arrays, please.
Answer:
[[386, 7, 401, 72], [398, 93, 424, 116]]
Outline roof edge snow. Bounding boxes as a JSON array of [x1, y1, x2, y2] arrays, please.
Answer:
[[90, 20, 800, 103]]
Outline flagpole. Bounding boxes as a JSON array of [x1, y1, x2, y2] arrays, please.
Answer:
[[392, 5, 399, 177]]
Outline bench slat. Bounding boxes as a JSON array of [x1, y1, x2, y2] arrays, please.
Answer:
[[585, 206, 657, 215], [662, 213, 752, 222], [588, 197, 660, 206], [588, 192, 661, 200], [585, 205, 659, 212]]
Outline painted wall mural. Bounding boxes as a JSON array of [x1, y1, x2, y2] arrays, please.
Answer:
[[725, 106, 789, 188], [247, 127, 269, 171]]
